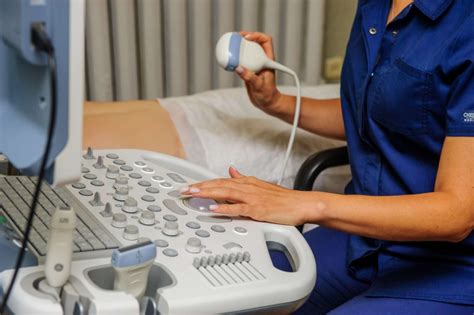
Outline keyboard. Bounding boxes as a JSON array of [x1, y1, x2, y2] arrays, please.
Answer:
[[0, 149, 316, 314]]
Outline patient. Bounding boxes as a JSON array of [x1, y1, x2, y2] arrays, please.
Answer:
[[83, 88, 347, 190]]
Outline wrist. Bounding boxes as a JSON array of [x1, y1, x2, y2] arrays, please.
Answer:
[[300, 191, 330, 224], [262, 90, 287, 115]]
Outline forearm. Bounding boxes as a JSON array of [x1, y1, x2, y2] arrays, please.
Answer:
[[271, 94, 345, 140], [304, 191, 473, 242]]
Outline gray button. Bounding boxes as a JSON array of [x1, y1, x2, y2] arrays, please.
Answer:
[[163, 214, 177, 222], [122, 197, 138, 213], [159, 182, 173, 189], [211, 225, 225, 233], [54, 264, 64, 272], [142, 167, 154, 174], [79, 189, 93, 197], [186, 221, 201, 229], [89, 192, 104, 207], [113, 159, 126, 166], [123, 225, 139, 241], [163, 199, 188, 215], [138, 180, 151, 187], [369, 27, 377, 35], [114, 187, 129, 201], [129, 173, 142, 179], [83, 147, 95, 160], [154, 239, 169, 248], [83, 174, 97, 180], [93, 156, 106, 169], [112, 213, 127, 228], [196, 215, 232, 223], [162, 221, 179, 236], [234, 227, 248, 234], [120, 165, 133, 172], [81, 167, 90, 173], [184, 197, 217, 212], [139, 210, 156, 226], [147, 205, 161, 212], [106, 153, 119, 159], [134, 161, 147, 167], [167, 173, 186, 183], [141, 195, 155, 202], [223, 242, 242, 250], [91, 180, 104, 187], [185, 237, 202, 254], [163, 248, 178, 257], [100, 203, 113, 217], [151, 176, 165, 182], [196, 230, 210, 238], [72, 182, 86, 189], [114, 176, 129, 189], [167, 190, 180, 197], [146, 187, 159, 194], [106, 165, 120, 179]]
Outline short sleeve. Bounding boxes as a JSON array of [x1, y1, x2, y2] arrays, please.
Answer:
[[441, 17, 474, 136]]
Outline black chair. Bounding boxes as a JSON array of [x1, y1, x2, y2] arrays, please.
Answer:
[[293, 146, 350, 232]]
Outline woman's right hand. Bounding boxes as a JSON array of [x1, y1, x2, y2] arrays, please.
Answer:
[[237, 31, 283, 115]]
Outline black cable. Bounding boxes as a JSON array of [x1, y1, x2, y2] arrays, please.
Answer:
[[0, 24, 56, 314]]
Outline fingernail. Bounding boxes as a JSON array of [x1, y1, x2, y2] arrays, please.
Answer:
[[179, 186, 190, 193], [229, 164, 236, 170], [189, 187, 200, 193], [236, 66, 244, 74], [244, 34, 251, 39], [209, 205, 219, 211]]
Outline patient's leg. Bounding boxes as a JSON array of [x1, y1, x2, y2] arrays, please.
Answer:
[[83, 100, 185, 158]]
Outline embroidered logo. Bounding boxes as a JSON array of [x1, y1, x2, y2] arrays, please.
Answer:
[[463, 112, 474, 123]]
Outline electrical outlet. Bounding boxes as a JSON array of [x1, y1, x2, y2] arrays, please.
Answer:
[[325, 56, 344, 81]]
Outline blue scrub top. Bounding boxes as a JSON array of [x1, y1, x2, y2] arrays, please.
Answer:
[[341, 0, 474, 305]]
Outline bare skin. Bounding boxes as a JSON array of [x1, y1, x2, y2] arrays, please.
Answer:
[[181, 0, 474, 243]]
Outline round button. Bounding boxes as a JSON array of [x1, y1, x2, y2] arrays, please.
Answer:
[[106, 153, 119, 159], [185, 237, 202, 254], [112, 213, 127, 228], [163, 248, 178, 257], [369, 27, 377, 35], [145, 187, 159, 194], [142, 167, 154, 174], [159, 182, 173, 189], [122, 197, 138, 213], [211, 225, 225, 233], [120, 165, 133, 172], [234, 227, 248, 235], [141, 195, 155, 202], [83, 174, 97, 180], [91, 180, 104, 187], [162, 221, 179, 236], [123, 225, 139, 241], [139, 210, 156, 226], [186, 222, 200, 229], [163, 214, 177, 222], [106, 165, 120, 179], [195, 230, 210, 238], [154, 239, 169, 248], [129, 173, 142, 179], [114, 187, 129, 201], [134, 161, 147, 167], [79, 189, 93, 197], [113, 159, 126, 166], [147, 205, 161, 212], [114, 176, 129, 189], [138, 180, 151, 187], [72, 182, 86, 189], [81, 167, 90, 173], [151, 176, 165, 183], [184, 197, 218, 212]]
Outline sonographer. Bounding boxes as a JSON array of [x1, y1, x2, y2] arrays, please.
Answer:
[[181, 0, 474, 313]]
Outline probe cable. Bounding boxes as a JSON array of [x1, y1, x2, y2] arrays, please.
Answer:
[[0, 24, 57, 314]]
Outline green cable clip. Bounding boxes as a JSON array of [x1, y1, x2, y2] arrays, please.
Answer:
[[0, 215, 6, 225]]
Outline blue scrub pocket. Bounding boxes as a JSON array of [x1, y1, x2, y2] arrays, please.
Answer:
[[370, 58, 434, 135]]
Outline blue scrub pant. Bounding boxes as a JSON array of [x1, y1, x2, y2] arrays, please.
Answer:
[[271, 227, 474, 314]]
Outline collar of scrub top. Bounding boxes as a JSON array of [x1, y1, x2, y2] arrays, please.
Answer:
[[409, 0, 453, 20]]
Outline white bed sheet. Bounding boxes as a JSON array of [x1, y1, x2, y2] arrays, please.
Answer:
[[160, 85, 351, 192]]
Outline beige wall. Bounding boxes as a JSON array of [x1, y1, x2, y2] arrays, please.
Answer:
[[323, 0, 358, 82]]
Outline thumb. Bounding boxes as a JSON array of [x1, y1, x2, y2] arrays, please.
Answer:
[[229, 165, 243, 178]]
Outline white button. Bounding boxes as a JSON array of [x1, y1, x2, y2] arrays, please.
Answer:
[[369, 27, 377, 35]]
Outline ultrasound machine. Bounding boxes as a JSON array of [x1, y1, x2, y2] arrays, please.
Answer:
[[0, 1, 316, 314]]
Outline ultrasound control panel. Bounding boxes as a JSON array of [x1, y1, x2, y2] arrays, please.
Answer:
[[0, 149, 316, 315]]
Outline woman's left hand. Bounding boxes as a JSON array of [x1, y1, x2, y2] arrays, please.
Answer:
[[180, 166, 309, 226]]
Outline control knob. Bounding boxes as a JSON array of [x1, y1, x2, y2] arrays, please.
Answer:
[[162, 221, 179, 236]]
